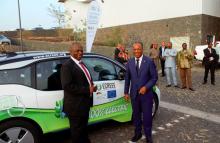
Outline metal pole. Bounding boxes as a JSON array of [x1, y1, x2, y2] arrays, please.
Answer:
[[18, 0, 23, 51]]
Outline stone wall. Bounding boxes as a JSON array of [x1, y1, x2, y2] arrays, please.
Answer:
[[95, 15, 206, 54], [201, 14, 220, 44]]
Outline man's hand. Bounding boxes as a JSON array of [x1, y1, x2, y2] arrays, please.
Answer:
[[93, 85, 97, 92], [90, 85, 97, 94], [124, 94, 130, 102], [139, 86, 148, 95]]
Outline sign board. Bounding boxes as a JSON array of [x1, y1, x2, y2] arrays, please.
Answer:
[[170, 36, 190, 51], [86, 0, 102, 53]]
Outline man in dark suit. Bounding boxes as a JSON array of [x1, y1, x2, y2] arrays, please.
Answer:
[[203, 42, 219, 85], [159, 41, 167, 77], [124, 42, 158, 143], [61, 42, 97, 143]]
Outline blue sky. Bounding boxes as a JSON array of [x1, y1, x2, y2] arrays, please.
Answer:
[[0, 0, 64, 31]]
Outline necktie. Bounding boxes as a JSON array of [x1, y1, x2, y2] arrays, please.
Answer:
[[79, 61, 93, 85], [136, 58, 139, 74]]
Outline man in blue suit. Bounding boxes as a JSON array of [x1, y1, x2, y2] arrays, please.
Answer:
[[124, 42, 158, 143]]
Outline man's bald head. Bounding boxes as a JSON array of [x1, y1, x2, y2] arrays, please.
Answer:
[[69, 42, 83, 61]]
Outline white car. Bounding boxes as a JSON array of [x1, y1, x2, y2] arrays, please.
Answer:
[[0, 51, 160, 143], [0, 35, 11, 45]]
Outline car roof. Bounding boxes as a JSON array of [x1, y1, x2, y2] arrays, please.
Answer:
[[0, 51, 123, 69]]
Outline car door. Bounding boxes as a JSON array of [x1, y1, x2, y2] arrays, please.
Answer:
[[0, 65, 37, 109], [83, 57, 125, 106], [35, 59, 64, 109]]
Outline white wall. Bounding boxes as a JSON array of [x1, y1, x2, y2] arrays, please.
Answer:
[[202, 0, 220, 17], [64, 0, 204, 28], [64, 0, 90, 29], [101, 0, 202, 28]]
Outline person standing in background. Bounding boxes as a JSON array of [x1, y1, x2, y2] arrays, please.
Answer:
[[159, 41, 167, 77], [202, 42, 219, 85], [124, 42, 158, 143], [177, 43, 194, 91], [119, 44, 129, 64], [149, 43, 159, 70], [114, 43, 128, 64], [164, 42, 178, 87]]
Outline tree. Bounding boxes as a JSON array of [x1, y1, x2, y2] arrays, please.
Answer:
[[48, 4, 66, 28]]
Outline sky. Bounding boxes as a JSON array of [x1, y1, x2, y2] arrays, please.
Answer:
[[0, 0, 64, 31]]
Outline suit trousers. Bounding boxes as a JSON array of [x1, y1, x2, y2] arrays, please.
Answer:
[[131, 93, 153, 138], [160, 59, 165, 76], [179, 68, 192, 88], [165, 67, 177, 86], [68, 113, 90, 143], [204, 63, 215, 83]]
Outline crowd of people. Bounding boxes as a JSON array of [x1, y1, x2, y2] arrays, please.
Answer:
[[114, 40, 219, 90]]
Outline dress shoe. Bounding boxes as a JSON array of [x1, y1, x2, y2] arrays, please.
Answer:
[[181, 86, 186, 89], [189, 88, 195, 91], [211, 82, 215, 85], [146, 137, 153, 143], [131, 134, 142, 142], [174, 85, 179, 88], [166, 84, 171, 87], [202, 81, 207, 84]]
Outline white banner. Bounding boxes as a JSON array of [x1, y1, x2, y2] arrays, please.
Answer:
[[86, 0, 101, 53]]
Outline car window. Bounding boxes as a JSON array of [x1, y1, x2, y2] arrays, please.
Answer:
[[83, 57, 117, 81], [36, 60, 62, 91], [0, 66, 31, 86]]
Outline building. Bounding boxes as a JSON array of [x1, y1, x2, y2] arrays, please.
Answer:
[[59, 0, 220, 50]]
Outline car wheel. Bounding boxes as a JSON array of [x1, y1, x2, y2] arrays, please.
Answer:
[[152, 93, 159, 118], [0, 119, 41, 143]]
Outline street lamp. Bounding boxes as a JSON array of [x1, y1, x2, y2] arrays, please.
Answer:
[[17, 0, 23, 51]]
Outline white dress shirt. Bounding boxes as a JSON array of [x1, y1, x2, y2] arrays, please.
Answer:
[[135, 55, 143, 69], [161, 46, 166, 57]]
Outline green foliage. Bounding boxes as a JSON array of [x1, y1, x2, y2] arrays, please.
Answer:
[[48, 4, 66, 28], [72, 19, 87, 42]]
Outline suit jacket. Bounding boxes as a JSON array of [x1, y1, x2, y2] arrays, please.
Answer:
[[159, 46, 167, 60], [164, 48, 177, 68], [124, 56, 158, 100], [61, 59, 91, 117], [203, 48, 219, 66], [177, 49, 194, 69]]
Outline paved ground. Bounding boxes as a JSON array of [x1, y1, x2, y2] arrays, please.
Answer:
[[158, 65, 220, 115], [43, 65, 220, 143], [43, 108, 220, 143]]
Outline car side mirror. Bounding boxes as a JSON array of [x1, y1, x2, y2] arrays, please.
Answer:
[[118, 70, 125, 80]]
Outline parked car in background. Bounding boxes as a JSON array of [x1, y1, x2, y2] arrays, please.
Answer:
[[0, 35, 11, 45], [215, 41, 220, 47], [0, 51, 160, 143], [194, 41, 220, 64]]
